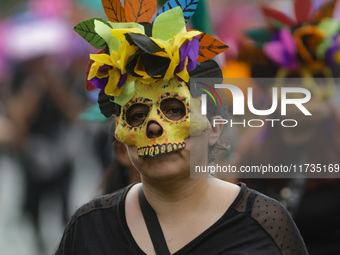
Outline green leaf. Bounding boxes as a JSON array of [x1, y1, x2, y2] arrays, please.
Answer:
[[94, 19, 119, 52], [74, 18, 111, 49], [318, 18, 340, 38], [95, 21, 145, 53], [317, 38, 331, 59], [152, 6, 186, 41], [113, 80, 135, 106], [317, 18, 340, 58]]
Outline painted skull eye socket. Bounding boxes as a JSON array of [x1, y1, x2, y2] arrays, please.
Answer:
[[126, 104, 149, 127], [160, 98, 186, 121]]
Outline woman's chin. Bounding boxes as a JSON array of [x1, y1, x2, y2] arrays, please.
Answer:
[[128, 145, 191, 182]]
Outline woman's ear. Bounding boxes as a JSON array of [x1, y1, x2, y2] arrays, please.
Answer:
[[208, 116, 224, 146]]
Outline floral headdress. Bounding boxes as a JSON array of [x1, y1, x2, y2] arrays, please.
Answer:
[[246, 0, 340, 74], [74, 0, 228, 109]]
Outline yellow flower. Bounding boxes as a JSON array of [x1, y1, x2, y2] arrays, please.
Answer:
[[104, 68, 124, 96], [88, 54, 113, 80], [87, 28, 145, 97], [88, 51, 134, 97], [111, 28, 144, 42], [117, 40, 139, 73]]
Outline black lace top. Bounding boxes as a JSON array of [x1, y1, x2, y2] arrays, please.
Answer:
[[56, 183, 308, 255]]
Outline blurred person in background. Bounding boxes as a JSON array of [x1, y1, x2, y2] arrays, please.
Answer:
[[7, 54, 84, 252], [2, 5, 87, 250], [0, 0, 113, 254], [0, 89, 15, 149], [229, 0, 340, 254]]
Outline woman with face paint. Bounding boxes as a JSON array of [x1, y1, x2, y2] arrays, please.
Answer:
[[56, 1, 308, 254]]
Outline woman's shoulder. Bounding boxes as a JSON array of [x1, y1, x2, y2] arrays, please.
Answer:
[[56, 184, 137, 254], [235, 182, 294, 227], [65, 183, 135, 230], [234, 182, 308, 254], [234, 182, 287, 214]]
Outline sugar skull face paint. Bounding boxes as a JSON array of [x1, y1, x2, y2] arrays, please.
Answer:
[[115, 79, 211, 157]]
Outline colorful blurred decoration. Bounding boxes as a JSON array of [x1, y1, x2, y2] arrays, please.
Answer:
[[3, 16, 71, 61], [0, 0, 104, 83], [210, 2, 263, 107], [76, 0, 106, 17], [0, 0, 75, 62], [0, 3, 70, 83], [0, 21, 7, 82], [231, 3, 340, 255], [221, 60, 253, 108], [222, 60, 251, 79], [211, 1, 265, 60], [246, 0, 340, 75], [28, 0, 72, 18]]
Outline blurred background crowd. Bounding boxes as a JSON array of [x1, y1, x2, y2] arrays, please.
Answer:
[[0, 0, 339, 255]]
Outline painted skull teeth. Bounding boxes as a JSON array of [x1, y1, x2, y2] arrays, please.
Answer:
[[137, 142, 186, 157]]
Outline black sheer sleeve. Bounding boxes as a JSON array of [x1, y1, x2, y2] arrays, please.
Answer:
[[234, 185, 309, 255]]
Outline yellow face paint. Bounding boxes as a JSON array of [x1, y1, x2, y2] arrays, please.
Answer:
[[114, 79, 210, 157]]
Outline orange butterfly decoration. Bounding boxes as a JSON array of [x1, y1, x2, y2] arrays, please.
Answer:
[[101, 0, 157, 23]]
